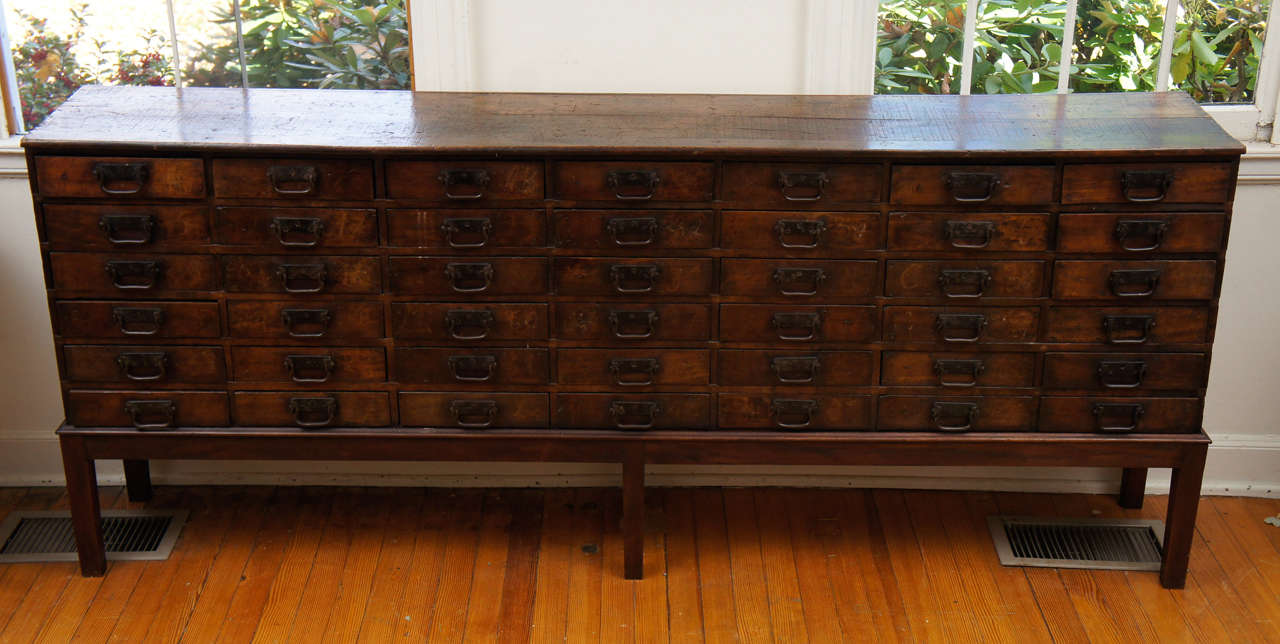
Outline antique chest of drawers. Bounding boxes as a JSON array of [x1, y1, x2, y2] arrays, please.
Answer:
[[24, 87, 1242, 587]]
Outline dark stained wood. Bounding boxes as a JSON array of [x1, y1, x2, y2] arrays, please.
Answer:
[[65, 390, 229, 427], [385, 160, 543, 201], [555, 302, 710, 342], [1062, 162, 1235, 204], [556, 348, 709, 387], [63, 345, 226, 385], [59, 437, 104, 576], [883, 306, 1040, 344], [1119, 467, 1148, 509], [884, 260, 1045, 299], [719, 304, 878, 343], [215, 207, 377, 248], [55, 300, 221, 339], [1162, 445, 1208, 588], [49, 252, 218, 295], [1057, 212, 1226, 254], [1052, 260, 1218, 300], [399, 392, 549, 428], [554, 209, 713, 250], [881, 351, 1036, 387], [391, 302, 548, 342], [888, 213, 1051, 252], [386, 208, 546, 248], [1044, 306, 1211, 344], [1039, 396, 1204, 433], [44, 204, 211, 250], [890, 164, 1056, 205], [1042, 352, 1208, 391], [123, 459, 152, 501], [718, 393, 874, 430], [877, 395, 1037, 431], [721, 259, 878, 299], [226, 300, 384, 340], [231, 346, 386, 384], [231, 391, 391, 427], [553, 394, 712, 430], [553, 161, 714, 202], [554, 257, 713, 297], [721, 162, 883, 207], [35, 155, 205, 199], [388, 256, 548, 295], [717, 349, 874, 387], [394, 347, 549, 385], [211, 158, 373, 200], [720, 210, 883, 254]]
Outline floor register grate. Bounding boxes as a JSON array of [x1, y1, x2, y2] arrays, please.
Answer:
[[0, 510, 188, 563], [988, 515, 1165, 571]]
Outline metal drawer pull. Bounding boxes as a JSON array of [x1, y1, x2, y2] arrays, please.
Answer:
[[771, 398, 818, 429], [935, 313, 987, 343], [931, 401, 978, 432], [112, 307, 164, 335], [1120, 170, 1173, 202], [774, 218, 827, 248], [440, 217, 493, 248], [450, 400, 498, 428], [609, 358, 661, 386], [933, 359, 985, 387], [281, 308, 332, 337], [288, 397, 338, 428], [1093, 402, 1144, 433], [124, 400, 175, 430], [267, 165, 318, 195], [445, 262, 494, 293], [1114, 219, 1168, 251], [608, 309, 659, 339], [937, 269, 992, 298], [1102, 315, 1156, 344], [284, 354, 337, 383], [1108, 269, 1161, 297], [945, 172, 999, 203], [269, 216, 325, 247], [942, 220, 996, 249], [772, 267, 827, 296], [92, 162, 150, 195], [777, 171, 828, 201], [448, 355, 497, 382], [98, 214, 155, 245], [606, 169, 660, 200], [770, 356, 821, 383], [605, 217, 658, 247], [445, 309, 495, 340], [438, 168, 491, 200], [1097, 360, 1147, 388], [771, 311, 822, 341], [105, 259, 161, 289], [116, 352, 168, 381], [276, 263, 327, 293], [609, 264, 661, 293], [609, 400, 661, 430]]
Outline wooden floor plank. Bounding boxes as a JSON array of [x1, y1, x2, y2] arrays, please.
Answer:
[[839, 490, 911, 642], [461, 490, 515, 644], [249, 487, 335, 643], [752, 488, 808, 644], [1244, 497, 1280, 554], [633, 488, 670, 644], [722, 488, 773, 644], [599, 490, 635, 644], [564, 488, 606, 643], [494, 489, 544, 644], [808, 490, 878, 644], [322, 488, 397, 644], [661, 488, 705, 644], [692, 488, 738, 644], [32, 488, 128, 644], [424, 489, 486, 644], [286, 487, 363, 644], [528, 489, 575, 644], [872, 489, 949, 644], [353, 488, 427, 643], [0, 489, 48, 634], [0, 489, 80, 643], [1192, 494, 1280, 642], [1210, 497, 1280, 605], [960, 493, 1054, 644], [779, 489, 844, 644], [393, 489, 461, 641], [903, 491, 996, 642]]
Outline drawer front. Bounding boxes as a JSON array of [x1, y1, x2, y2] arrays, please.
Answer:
[[720, 211, 882, 253], [394, 348, 549, 385], [719, 305, 878, 343], [878, 395, 1037, 431], [890, 165, 1055, 206], [1062, 163, 1234, 205], [67, 390, 229, 428], [717, 350, 873, 387], [399, 392, 549, 429], [56, 301, 221, 339], [1057, 213, 1226, 254], [555, 303, 710, 342], [231, 347, 387, 384], [212, 158, 374, 200], [222, 255, 381, 295], [36, 156, 206, 200], [1039, 396, 1202, 433], [554, 258, 713, 297], [881, 351, 1036, 387], [386, 209, 546, 249], [389, 257, 548, 295], [44, 204, 211, 250], [232, 391, 391, 427], [227, 300, 384, 340], [721, 259, 878, 299], [884, 260, 1045, 299], [50, 252, 218, 295], [553, 210, 713, 250], [1045, 307, 1211, 345], [720, 163, 882, 207], [391, 303, 548, 342], [553, 393, 712, 430], [718, 393, 873, 430], [883, 307, 1040, 344], [888, 213, 1050, 251], [385, 161, 544, 202], [63, 345, 226, 385], [556, 349, 709, 387], [215, 207, 378, 249], [1042, 353, 1207, 391], [1052, 260, 1217, 300], [553, 161, 714, 202]]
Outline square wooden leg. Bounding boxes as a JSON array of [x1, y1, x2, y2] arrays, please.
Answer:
[[1119, 467, 1147, 509], [1160, 445, 1207, 589], [60, 435, 105, 576], [622, 448, 645, 580], [123, 459, 152, 502]]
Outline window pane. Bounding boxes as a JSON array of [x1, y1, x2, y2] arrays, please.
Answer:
[[1068, 0, 1169, 93], [971, 0, 1067, 94], [1168, 0, 1272, 103], [876, 0, 968, 94]]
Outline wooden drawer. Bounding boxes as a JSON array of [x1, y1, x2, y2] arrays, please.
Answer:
[[556, 349, 709, 387], [888, 213, 1050, 252], [55, 301, 221, 339], [399, 392, 549, 429], [211, 158, 374, 200], [394, 348, 549, 385], [890, 165, 1055, 206], [720, 259, 878, 299], [63, 345, 226, 385], [391, 303, 548, 341], [227, 300, 384, 340], [719, 305, 877, 344], [35, 156, 205, 200], [553, 161, 714, 202], [717, 350, 873, 387], [718, 393, 873, 430], [66, 390, 228, 429], [881, 351, 1036, 387], [883, 307, 1040, 344], [232, 391, 391, 427], [1052, 260, 1217, 300], [222, 255, 381, 294], [1045, 307, 1211, 345], [1062, 163, 1234, 205], [44, 204, 210, 250], [720, 211, 882, 253], [1057, 213, 1226, 254], [1042, 353, 1207, 391], [553, 210, 713, 250], [231, 347, 386, 384], [555, 303, 710, 342], [554, 258, 712, 297], [215, 207, 378, 249], [553, 393, 712, 430], [386, 209, 545, 248], [877, 395, 1037, 431], [389, 257, 548, 295], [885, 260, 1044, 299], [50, 252, 218, 295], [385, 161, 543, 202], [720, 163, 882, 207], [1039, 396, 1202, 433]]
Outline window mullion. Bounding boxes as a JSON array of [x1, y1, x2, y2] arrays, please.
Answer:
[[232, 1, 250, 88], [0, 0, 23, 134], [164, 0, 183, 88], [1057, 0, 1079, 93], [1155, 0, 1181, 92], [959, 0, 980, 95]]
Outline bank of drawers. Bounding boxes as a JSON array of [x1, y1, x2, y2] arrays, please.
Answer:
[[38, 155, 1231, 434]]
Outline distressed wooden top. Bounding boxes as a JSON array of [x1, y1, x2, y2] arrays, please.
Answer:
[[22, 85, 1244, 157]]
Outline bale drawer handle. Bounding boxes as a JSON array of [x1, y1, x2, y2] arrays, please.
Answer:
[[777, 171, 828, 202], [937, 269, 992, 298], [267, 165, 319, 195], [276, 263, 327, 293], [112, 307, 165, 336], [942, 220, 996, 249], [98, 214, 155, 245], [281, 308, 332, 338], [1120, 170, 1173, 202], [92, 162, 150, 195], [1097, 360, 1147, 388], [269, 217, 325, 247], [935, 313, 987, 343], [608, 309, 660, 339], [771, 311, 822, 341], [105, 260, 161, 290], [1102, 315, 1156, 344], [609, 358, 661, 386], [449, 355, 497, 382], [1114, 219, 1168, 251], [945, 172, 999, 203], [450, 400, 498, 428], [1108, 269, 1161, 297], [116, 352, 168, 382], [933, 359, 985, 387], [288, 397, 338, 428], [124, 400, 175, 430], [772, 267, 828, 296], [1093, 402, 1144, 433], [609, 400, 661, 430], [771, 398, 818, 429], [438, 169, 491, 200], [440, 217, 493, 248], [445, 262, 495, 293], [284, 354, 337, 383], [931, 401, 978, 432], [774, 218, 827, 248], [770, 356, 821, 384], [605, 217, 658, 247], [609, 264, 661, 293], [445, 309, 495, 340], [606, 170, 660, 200]]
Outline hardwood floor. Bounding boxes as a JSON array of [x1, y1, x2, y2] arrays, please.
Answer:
[[0, 485, 1277, 643]]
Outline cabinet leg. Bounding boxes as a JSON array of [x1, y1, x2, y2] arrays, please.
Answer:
[[622, 448, 645, 580], [1160, 446, 1207, 589], [60, 436, 105, 577], [123, 459, 152, 502], [1119, 467, 1147, 509]]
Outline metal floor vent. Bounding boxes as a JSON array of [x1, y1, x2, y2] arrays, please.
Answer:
[[988, 516, 1165, 571], [0, 510, 188, 563]]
